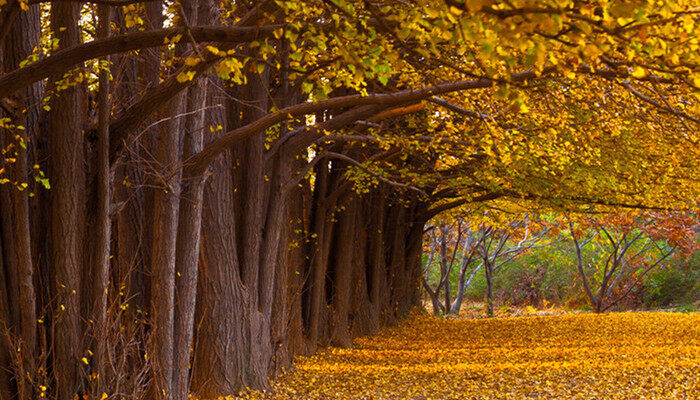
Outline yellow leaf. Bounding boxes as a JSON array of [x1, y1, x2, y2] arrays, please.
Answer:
[[184, 56, 200, 66], [631, 66, 647, 79], [176, 70, 196, 83]]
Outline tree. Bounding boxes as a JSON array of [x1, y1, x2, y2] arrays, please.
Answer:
[[470, 215, 549, 317], [568, 212, 698, 313], [422, 217, 486, 315], [0, 1, 698, 399]]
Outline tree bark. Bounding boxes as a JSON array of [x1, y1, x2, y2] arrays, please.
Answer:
[[48, 3, 87, 399], [485, 261, 494, 317], [329, 197, 358, 347], [2, 4, 42, 398], [148, 92, 183, 398], [88, 5, 111, 394], [171, 2, 212, 398], [0, 225, 13, 400]]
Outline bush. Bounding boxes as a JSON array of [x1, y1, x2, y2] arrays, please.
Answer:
[[642, 263, 698, 307]]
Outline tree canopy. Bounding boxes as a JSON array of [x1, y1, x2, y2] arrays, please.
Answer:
[[0, 1, 698, 399]]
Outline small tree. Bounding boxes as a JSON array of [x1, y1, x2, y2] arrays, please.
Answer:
[[422, 218, 488, 315], [568, 212, 697, 312], [473, 217, 549, 317], [422, 220, 465, 315], [422, 212, 549, 317]]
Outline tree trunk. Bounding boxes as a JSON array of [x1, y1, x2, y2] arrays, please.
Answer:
[[485, 261, 494, 317], [451, 263, 481, 315], [172, 77, 206, 400], [329, 197, 358, 347], [0, 228, 13, 400], [304, 161, 331, 344], [149, 94, 183, 399], [284, 168, 310, 356], [89, 5, 111, 394], [0, 185, 19, 331], [192, 87, 268, 395], [440, 226, 451, 314], [171, 3, 210, 398], [48, 3, 86, 399], [192, 150, 256, 396], [367, 191, 389, 327], [2, 4, 42, 398], [350, 201, 373, 337]]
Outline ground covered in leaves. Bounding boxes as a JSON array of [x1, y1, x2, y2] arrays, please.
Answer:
[[243, 311, 699, 399]]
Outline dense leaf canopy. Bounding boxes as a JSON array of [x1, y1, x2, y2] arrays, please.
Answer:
[[271, 0, 700, 211]]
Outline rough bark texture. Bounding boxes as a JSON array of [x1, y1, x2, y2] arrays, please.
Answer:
[[48, 3, 86, 399], [89, 5, 112, 394], [0, 4, 436, 399], [171, 2, 210, 398], [149, 94, 183, 399], [2, 4, 42, 398]]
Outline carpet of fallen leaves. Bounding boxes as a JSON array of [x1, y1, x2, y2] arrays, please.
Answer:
[[242, 311, 699, 399]]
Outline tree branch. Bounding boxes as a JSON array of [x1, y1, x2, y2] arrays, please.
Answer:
[[0, 25, 279, 99]]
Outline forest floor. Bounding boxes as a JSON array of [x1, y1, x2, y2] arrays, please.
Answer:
[[240, 311, 699, 399]]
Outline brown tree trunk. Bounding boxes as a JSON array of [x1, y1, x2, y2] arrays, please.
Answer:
[[148, 94, 183, 399], [284, 169, 311, 356], [172, 24, 208, 398], [88, 5, 111, 394], [367, 191, 389, 327], [193, 150, 255, 396], [303, 160, 333, 345], [404, 209, 426, 311], [0, 185, 19, 330], [192, 86, 268, 396], [2, 4, 42, 398], [485, 261, 494, 317], [48, 3, 86, 399], [350, 201, 373, 337], [264, 151, 293, 372], [329, 197, 358, 347], [0, 229, 13, 400], [233, 70, 269, 310]]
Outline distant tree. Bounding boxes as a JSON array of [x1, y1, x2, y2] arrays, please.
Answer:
[[568, 212, 698, 312], [474, 217, 549, 317], [422, 218, 487, 315], [423, 212, 549, 317]]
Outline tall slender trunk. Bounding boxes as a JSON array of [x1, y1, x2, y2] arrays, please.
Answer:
[[349, 201, 373, 336], [284, 169, 310, 356], [149, 93, 183, 399], [0, 185, 19, 330], [485, 261, 494, 317], [304, 161, 330, 344], [329, 197, 358, 347], [48, 3, 86, 399], [235, 70, 269, 309], [89, 6, 112, 394], [451, 263, 481, 314], [368, 191, 388, 327], [2, 5, 42, 398], [172, 25, 208, 398], [440, 226, 451, 314], [3, 2, 45, 395]]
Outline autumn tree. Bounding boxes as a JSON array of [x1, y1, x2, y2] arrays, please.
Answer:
[[0, 1, 698, 399], [568, 212, 698, 313]]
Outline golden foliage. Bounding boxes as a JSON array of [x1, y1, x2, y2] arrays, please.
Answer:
[[240, 311, 699, 399]]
